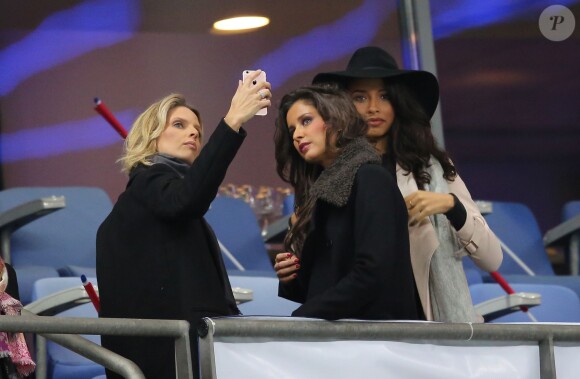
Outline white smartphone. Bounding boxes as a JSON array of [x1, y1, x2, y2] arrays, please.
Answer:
[[242, 70, 267, 116]]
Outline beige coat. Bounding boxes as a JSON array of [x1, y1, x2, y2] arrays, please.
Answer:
[[396, 165, 503, 321]]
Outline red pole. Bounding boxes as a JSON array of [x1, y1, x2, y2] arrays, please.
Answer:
[[80, 275, 100, 313], [489, 271, 529, 312], [94, 97, 128, 139]]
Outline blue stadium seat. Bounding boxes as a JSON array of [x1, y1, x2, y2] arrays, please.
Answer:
[[205, 196, 274, 274], [464, 268, 483, 286], [548, 200, 580, 274], [282, 193, 295, 216], [563, 201, 580, 221], [464, 201, 554, 276], [470, 283, 580, 323], [464, 200, 580, 301], [229, 274, 299, 316], [0, 187, 112, 303], [29, 277, 105, 379]]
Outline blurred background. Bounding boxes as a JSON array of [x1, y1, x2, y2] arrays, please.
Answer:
[[1, 0, 579, 234]]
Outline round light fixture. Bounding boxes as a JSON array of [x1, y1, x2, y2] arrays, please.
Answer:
[[213, 16, 270, 31]]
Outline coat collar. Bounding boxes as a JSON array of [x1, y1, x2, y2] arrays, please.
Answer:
[[127, 154, 189, 187], [310, 137, 381, 207]]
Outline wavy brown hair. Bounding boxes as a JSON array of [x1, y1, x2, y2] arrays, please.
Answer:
[[274, 85, 367, 256], [382, 78, 456, 189]]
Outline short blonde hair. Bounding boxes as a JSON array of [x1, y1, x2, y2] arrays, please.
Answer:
[[119, 93, 202, 174]]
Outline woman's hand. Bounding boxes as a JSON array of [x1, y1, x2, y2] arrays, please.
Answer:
[[224, 70, 271, 131], [273, 252, 299, 283], [404, 190, 455, 226]]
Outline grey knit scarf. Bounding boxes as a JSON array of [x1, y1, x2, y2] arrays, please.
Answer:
[[150, 153, 189, 178], [427, 158, 481, 323], [310, 137, 381, 207]]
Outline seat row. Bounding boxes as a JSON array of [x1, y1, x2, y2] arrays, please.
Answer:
[[1, 186, 579, 378]]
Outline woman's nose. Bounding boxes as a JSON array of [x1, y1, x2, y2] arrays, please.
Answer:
[[190, 128, 199, 139], [293, 127, 303, 142], [368, 97, 379, 112]]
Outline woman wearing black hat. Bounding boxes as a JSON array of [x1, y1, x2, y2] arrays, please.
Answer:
[[275, 47, 502, 323]]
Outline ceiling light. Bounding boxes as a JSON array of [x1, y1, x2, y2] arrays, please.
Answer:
[[213, 16, 270, 31]]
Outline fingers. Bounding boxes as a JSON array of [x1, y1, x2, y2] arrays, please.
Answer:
[[257, 88, 272, 101], [250, 72, 271, 103], [243, 69, 264, 85], [273, 252, 292, 264], [242, 71, 271, 102], [404, 193, 420, 226], [242, 70, 271, 93], [224, 71, 272, 129], [273, 252, 299, 283], [405, 191, 455, 226], [403, 193, 417, 210], [405, 191, 432, 226], [408, 207, 427, 226]]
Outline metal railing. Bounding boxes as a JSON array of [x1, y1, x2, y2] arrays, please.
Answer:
[[199, 317, 580, 379], [0, 312, 192, 379]]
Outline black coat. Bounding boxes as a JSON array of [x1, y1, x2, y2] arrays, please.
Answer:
[[280, 156, 419, 321], [96, 120, 244, 379]]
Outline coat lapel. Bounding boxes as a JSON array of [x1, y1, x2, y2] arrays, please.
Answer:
[[396, 164, 439, 320], [201, 218, 239, 313]]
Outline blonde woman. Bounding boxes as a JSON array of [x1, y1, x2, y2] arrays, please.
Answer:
[[97, 71, 271, 379]]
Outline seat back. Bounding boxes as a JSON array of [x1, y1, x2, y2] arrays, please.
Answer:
[[1, 187, 111, 271], [31, 277, 105, 379], [563, 200, 580, 221], [464, 201, 554, 276], [205, 196, 274, 273], [470, 283, 580, 322], [463, 268, 483, 286], [282, 193, 295, 216], [228, 274, 299, 316], [0, 187, 112, 303]]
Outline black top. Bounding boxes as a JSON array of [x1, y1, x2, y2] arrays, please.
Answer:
[[280, 164, 419, 321], [97, 120, 244, 379]]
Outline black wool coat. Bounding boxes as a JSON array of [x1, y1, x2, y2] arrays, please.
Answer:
[[279, 140, 419, 321], [96, 120, 243, 379]]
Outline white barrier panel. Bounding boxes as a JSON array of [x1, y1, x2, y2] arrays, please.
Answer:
[[199, 317, 580, 379], [214, 340, 541, 379], [555, 346, 580, 378]]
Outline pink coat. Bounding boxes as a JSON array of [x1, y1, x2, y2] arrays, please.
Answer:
[[396, 165, 503, 320]]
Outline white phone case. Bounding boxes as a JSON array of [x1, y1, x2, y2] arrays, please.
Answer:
[[242, 70, 267, 116]]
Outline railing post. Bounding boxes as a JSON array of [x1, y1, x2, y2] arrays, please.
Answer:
[[35, 334, 47, 379], [539, 336, 557, 379], [198, 318, 217, 379], [175, 326, 193, 379]]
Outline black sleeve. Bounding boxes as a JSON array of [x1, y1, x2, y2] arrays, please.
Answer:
[[131, 119, 246, 219], [278, 279, 307, 304], [445, 193, 467, 230], [292, 165, 403, 319]]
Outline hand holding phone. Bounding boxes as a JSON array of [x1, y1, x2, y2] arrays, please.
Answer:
[[242, 70, 268, 116]]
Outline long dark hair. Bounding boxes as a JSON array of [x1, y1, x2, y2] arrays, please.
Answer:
[[274, 85, 367, 255], [383, 78, 455, 189]]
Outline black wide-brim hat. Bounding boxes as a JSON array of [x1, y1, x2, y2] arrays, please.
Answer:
[[312, 46, 439, 118]]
